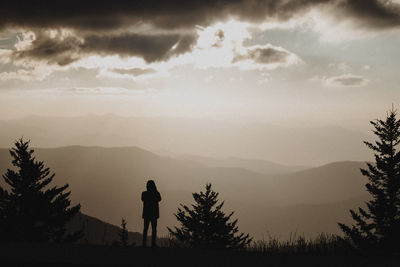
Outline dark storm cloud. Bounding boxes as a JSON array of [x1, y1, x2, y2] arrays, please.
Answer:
[[335, 0, 400, 29], [0, 0, 323, 31], [82, 33, 197, 62], [12, 34, 83, 66], [233, 46, 292, 64], [3, 0, 400, 65], [3, 0, 400, 31], [12, 32, 197, 65]]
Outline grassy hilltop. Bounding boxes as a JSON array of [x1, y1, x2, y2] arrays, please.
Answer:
[[0, 243, 398, 267]]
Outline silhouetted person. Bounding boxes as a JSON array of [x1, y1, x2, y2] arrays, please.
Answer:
[[141, 180, 161, 247]]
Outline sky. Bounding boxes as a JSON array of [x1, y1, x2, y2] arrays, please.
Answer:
[[1, 0, 400, 129]]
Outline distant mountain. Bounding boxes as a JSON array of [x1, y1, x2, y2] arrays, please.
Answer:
[[0, 146, 370, 239], [0, 115, 373, 165], [66, 213, 142, 245], [179, 154, 308, 175], [252, 195, 369, 239]]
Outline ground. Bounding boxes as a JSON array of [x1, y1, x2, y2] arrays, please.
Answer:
[[0, 243, 399, 267]]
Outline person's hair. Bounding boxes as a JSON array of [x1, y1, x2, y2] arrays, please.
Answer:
[[146, 180, 157, 192]]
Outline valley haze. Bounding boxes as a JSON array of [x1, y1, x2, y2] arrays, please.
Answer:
[[0, 144, 369, 240], [0, 115, 373, 166]]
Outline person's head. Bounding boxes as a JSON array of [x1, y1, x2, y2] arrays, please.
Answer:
[[146, 180, 157, 192]]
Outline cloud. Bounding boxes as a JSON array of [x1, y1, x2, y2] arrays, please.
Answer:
[[1, 20, 301, 81], [0, 49, 12, 64], [234, 45, 291, 64], [307, 0, 400, 42], [0, 67, 53, 81], [82, 33, 197, 63], [312, 73, 370, 87], [12, 33, 83, 66], [11, 31, 198, 66], [2, 1, 397, 82], [167, 22, 300, 70], [99, 67, 158, 80], [0, 1, 324, 31], [212, 30, 225, 48], [1, 0, 399, 68], [334, 0, 400, 30], [111, 68, 155, 76], [233, 44, 300, 69], [2, 1, 400, 32]]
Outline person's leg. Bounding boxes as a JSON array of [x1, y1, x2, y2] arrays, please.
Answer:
[[142, 218, 150, 247], [151, 218, 158, 247]]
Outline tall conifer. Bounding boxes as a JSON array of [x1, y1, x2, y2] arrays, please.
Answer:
[[0, 138, 81, 242], [338, 109, 400, 251]]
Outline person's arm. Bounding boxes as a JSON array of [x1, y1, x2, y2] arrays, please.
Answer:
[[157, 192, 161, 202], [141, 192, 145, 202]]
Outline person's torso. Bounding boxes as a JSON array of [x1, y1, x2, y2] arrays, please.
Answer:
[[143, 191, 160, 208]]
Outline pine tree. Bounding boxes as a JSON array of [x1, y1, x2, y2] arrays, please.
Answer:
[[0, 186, 9, 239], [338, 108, 400, 252], [0, 138, 81, 242], [119, 218, 128, 246], [168, 183, 252, 249]]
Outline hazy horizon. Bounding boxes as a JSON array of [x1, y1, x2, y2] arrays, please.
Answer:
[[0, 114, 374, 166]]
